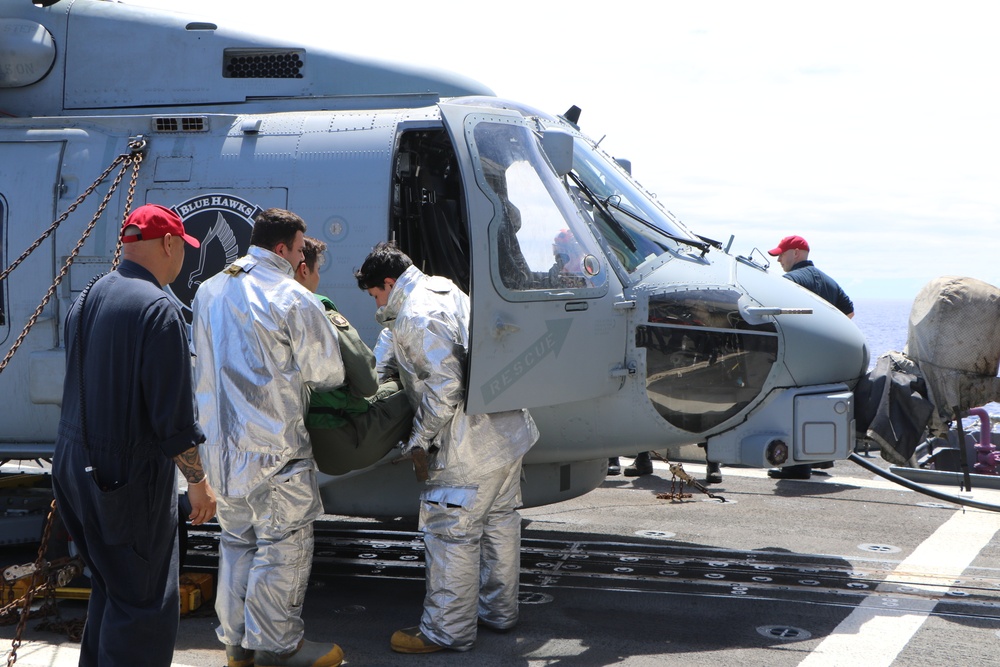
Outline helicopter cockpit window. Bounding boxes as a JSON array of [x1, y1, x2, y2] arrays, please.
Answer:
[[637, 289, 779, 433], [471, 121, 606, 297], [570, 137, 700, 275]]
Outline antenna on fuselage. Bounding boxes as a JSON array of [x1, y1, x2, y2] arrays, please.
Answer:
[[560, 106, 582, 129]]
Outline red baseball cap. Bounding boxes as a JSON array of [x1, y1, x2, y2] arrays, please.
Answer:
[[767, 235, 809, 256], [121, 204, 200, 248]]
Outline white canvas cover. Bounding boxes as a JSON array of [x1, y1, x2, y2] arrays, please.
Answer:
[[904, 276, 1000, 428]]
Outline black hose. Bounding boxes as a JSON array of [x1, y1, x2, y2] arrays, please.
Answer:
[[849, 453, 1000, 513]]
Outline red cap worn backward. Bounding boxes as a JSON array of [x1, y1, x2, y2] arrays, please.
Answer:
[[767, 235, 809, 256], [121, 204, 200, 248]]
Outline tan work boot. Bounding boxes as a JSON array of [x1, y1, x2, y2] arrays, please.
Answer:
[[225, 644, 253, 667], [390, 626, 444, 654], [254, 639, 343, 667]]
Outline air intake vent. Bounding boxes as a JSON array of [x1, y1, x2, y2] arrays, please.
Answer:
[[223, 49, 305, 79], [154, 117, 208, 132]]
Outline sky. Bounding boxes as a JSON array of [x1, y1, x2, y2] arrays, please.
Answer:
[[130, 0, 1000, 301]]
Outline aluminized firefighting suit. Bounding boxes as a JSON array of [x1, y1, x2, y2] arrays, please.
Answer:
[[380, 265, 539, 650], [192, 246, 344, 653]]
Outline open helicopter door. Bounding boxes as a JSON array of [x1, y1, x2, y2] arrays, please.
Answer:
[[439, 103, 627, 415]]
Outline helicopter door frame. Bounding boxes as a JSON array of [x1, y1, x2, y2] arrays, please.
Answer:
[[438, 103, 626, 415], [0, 140, 66, 345], [0, 192, 7, 335]]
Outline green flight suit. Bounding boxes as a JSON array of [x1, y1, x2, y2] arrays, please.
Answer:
[[307, 295, 413, 475]]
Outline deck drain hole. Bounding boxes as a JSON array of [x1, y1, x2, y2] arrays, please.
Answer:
[[859, 543, 901, 554], [758, 625, 812, 641]]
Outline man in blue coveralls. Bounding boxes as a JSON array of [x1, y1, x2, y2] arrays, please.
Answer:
[[52, 204, 217, 666], [766, 234, 854, 480]]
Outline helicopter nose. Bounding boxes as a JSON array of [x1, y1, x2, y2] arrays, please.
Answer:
[[635, 275, 867, 437], [735, 261, 868, 389], [775, 302, 868, 387]]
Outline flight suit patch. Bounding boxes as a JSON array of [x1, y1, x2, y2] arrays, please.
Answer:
[[329, 312, 351, 331]]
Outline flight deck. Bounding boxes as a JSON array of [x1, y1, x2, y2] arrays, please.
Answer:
[[3, 455, 999, 666]]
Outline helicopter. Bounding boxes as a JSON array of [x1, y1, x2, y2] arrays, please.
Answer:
[[0, 0, 867, 516]]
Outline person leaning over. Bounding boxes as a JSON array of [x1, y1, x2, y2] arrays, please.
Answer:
[[355, 242, 539, 654], [293, 236, 413, 475], [770, 234, 854, 319], [767, 234, 854, 481], [52, 204, 216, 667], [192, 209, 346, 667]]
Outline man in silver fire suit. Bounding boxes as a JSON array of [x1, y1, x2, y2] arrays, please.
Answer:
[[355, 242, 539, 654], [192, 208, 346, 667]]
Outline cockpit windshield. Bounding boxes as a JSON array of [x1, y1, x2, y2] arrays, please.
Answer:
[[465, 108, 704, 296], [570, 137, 701, 274], [470, 119, 608, 298]]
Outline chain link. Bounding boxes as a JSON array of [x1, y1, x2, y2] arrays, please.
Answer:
[[111, 147, 144, 270], [0, 138, 146, 375], [0, 156, 124, 284], [653, 459, 728, 503], [5, 500, 56, 667]]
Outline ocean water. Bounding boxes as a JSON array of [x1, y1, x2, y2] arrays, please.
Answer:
[[851, 298, 1000, 423], [852, 298, 912, 365]]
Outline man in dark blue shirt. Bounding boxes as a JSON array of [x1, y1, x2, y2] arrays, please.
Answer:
[[770, 235, 854, 318], [53, 204, 216, 667], [767, 235, 854, 480]]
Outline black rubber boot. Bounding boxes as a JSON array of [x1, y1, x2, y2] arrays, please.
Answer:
[[624, 452, 653, 477]]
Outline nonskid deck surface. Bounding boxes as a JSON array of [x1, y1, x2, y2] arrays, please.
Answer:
[[180, 522, 1000, 620], [4, 457, 1000, 666]]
